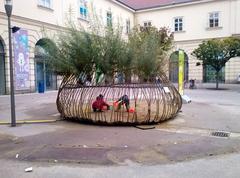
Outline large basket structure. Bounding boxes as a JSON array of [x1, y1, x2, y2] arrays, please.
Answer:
[[57, 74, 182, 125]]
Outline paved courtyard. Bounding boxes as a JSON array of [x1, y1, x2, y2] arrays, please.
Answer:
[[0, 84, 240, 177]]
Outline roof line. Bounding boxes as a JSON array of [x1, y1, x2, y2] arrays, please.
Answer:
[[135, 0, 203, 11], [115, 0, 136, 11], [114, 0, 214, 12]]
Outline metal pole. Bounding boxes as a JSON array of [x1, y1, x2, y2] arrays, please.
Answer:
[[7, 16, 16, 127], [43, 59, 46, 92]]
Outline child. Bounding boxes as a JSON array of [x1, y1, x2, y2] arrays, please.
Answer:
[[115, 95, 130, 112], [92, 94, 110, 112]]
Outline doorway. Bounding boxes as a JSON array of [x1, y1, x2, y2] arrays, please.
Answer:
[[35, 39, 57, 91]]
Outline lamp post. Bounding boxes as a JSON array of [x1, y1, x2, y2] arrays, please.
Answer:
[[5, 0, 16, 127]]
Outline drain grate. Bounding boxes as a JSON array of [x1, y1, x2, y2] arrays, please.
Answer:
[[211, 131, 230, 138]]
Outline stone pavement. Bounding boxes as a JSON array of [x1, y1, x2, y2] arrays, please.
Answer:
[[193, 83, 240, 92], [0, 91, 59, 122], [1, 153, 240, 178], [0, 84, 240, 177]]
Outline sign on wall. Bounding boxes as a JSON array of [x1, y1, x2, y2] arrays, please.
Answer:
[[13, 29, 30, 90]]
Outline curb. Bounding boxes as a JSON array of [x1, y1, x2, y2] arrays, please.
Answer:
[[0, 119, 58, 125]]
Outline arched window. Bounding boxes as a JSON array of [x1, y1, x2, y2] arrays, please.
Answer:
[[169, 51, 189, 83]]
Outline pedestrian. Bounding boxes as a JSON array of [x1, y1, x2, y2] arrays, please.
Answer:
[[115, 95, 130, 112], [92, 94, 110, 112]]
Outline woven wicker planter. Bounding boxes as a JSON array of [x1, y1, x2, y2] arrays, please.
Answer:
[[57, 74, 182, 125]]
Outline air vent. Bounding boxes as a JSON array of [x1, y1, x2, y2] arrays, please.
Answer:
[[211, 131, 230, 138]]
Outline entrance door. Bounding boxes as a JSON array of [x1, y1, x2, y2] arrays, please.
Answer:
[[0, 41, 5, 95], [169, 61, 178, 83], [36, 61, 57, 91], [46, 68, 57, 90], [35, 39, 57, 92], [36, 62, 44, 90]]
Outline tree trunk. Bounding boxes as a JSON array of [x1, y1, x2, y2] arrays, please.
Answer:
[[216, 71, 219, 89]]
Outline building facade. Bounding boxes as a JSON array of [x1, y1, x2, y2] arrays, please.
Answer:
[[0, 0, 134, 94], [0, 0, 239, 95], [133, 0, 240, 83]]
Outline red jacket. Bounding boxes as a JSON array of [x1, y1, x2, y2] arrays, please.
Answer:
[[92, 97, 109, 110]]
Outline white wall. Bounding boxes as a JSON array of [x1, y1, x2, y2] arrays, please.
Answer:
[[230, 0, 240, 35], [64, 0, 135, 36], [0, 0, 135, 93], [135, 0, 240, 83], [0, 0, 65, 26], [1, 0, 240, 91], [225, 57, 240, 83], [0, 0, 134, 29], [91, 0, 134, 30], [135, 0, 239, 42]]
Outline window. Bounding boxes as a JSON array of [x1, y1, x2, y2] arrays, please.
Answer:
[[107, 11, 112, 27], [143, 21, 151, 27], [38, 0, 52, 9], [209, 12, 219, 28], [174, 17, 183, 32], [126, 19, 130, 34], [79, 0, 88, 20]]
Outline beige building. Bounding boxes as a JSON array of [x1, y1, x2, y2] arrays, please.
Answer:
[[133, 0, 240, 83], [0, 0, 239, 95]]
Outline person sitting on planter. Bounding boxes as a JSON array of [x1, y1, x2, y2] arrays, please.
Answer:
[[92, 94, 110, 112], [115, 95, 130, 112]]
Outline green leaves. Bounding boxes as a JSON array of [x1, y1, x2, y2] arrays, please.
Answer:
[[192, 37, 240, 89], [45, 28, 96, 77], [129, 26, 173, 81], [45, 21, 173, 83], [192, 38, 240, 72]]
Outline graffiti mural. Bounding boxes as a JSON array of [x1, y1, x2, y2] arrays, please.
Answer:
[[13, 30, 30, 90]]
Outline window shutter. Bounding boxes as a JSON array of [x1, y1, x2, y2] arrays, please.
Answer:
[[172, 17, 175, 32], [182, 17, 185, 31], [218, 11, 222, 27], [206, 13, 210, 28]]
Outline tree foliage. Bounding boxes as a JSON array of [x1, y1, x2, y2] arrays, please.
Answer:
[[44, 27, 99, 77], [45, 20, 173, 84], [129, 26, 173, 81], [192, 37, 240, 88]]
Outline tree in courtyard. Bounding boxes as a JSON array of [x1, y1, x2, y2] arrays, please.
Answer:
[[43, 0, 137, 85], [192, 37, 240, 89], [91, 26, 131, 84], [128, 26, 173, 82], [44, 14, 173, 85], [42, 26, 97, 78]]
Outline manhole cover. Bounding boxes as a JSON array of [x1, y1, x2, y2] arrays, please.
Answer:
[[211, 131, 230, 138]]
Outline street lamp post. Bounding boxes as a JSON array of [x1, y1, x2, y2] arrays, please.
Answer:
[[5, 0, 16, 127]]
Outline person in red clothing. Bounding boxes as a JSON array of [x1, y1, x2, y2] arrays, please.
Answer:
[[92, 94, 110, 112]]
